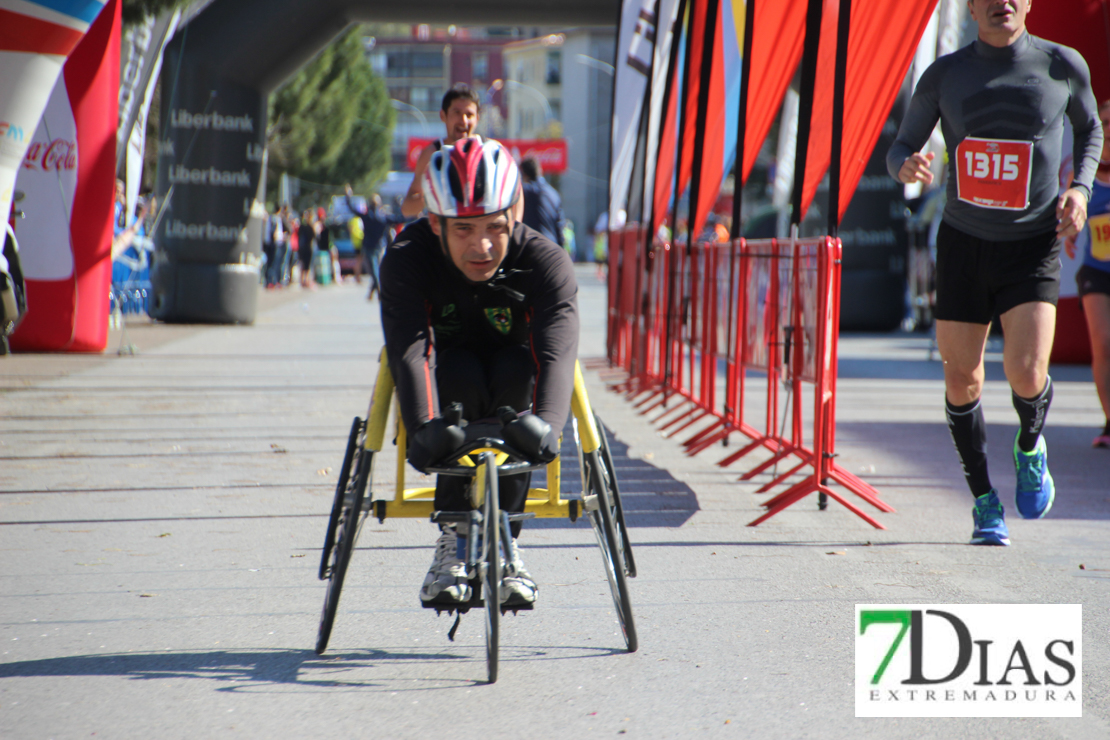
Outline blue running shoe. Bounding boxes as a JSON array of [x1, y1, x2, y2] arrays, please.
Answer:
[[970, 490, 1010, 546], [1014, 434, 1055, 520]]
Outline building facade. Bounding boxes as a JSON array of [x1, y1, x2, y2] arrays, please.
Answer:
[[367, 25, 615, 257], [503, 28, 614, 256], [367, 26, 513, 170]]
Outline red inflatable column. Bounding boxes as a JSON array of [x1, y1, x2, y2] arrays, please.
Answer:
[[10, 0, 120, 352], [1027, 3, 1109, 365]]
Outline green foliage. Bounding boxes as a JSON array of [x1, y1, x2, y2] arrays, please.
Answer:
[[267, 26, 395, 205], [121, 0, 190, 27]]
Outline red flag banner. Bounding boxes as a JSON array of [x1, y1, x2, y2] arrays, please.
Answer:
[[1026, 0, 1110, 364], [648, 0, 935, 234], [798, 0, 840, 220], [653, 0, 808, 238], [642, 0, 682, 233], [835, 0, 939, 220], [1026, 0, 1110, 102], [798, 0, 939, 221], [740, 0, 806, 184], [688, 1, 727, 240], [677, 0, 710, 203], [651, 40, 683, 237]]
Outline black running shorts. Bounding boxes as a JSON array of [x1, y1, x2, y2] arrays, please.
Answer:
[[934, 221, 1061, 325], [1077, 263, 1110, 299]]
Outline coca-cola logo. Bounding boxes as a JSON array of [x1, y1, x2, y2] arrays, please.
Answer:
[[22, 139, 78, 171]]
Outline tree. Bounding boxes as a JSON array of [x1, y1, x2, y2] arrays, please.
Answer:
[[121, 0, 190, 27], [267, 26, 395, 206]]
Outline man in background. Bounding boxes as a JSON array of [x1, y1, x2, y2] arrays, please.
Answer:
[[346, 186, 405, 300], [520, 156, 565, 248], [402, 85, 482, 218]]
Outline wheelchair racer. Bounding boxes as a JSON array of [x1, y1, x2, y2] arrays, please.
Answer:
[[379, 138, 579, 608]]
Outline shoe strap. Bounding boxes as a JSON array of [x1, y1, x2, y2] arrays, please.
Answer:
[[447, 614, 462, 642]]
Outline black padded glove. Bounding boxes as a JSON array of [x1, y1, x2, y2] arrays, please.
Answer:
[[408, 403, 466, 473], [498, 407, 559, 463]]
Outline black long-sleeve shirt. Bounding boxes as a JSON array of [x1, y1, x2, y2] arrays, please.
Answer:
[[521, 176, 566, 246], [887, 33, 1101, 241], [379, 218, 579, 436]]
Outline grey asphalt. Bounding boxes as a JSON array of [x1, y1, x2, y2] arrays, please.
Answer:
[[1, 266, 1108, 740]]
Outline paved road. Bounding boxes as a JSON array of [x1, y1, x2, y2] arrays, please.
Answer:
[[1, 267, 1108, 739]]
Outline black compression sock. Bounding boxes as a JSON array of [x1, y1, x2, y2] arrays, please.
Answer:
[[1013, 376, 1053, 453], [946, 397, 993, 498], [1103, 419, 1110, 437]]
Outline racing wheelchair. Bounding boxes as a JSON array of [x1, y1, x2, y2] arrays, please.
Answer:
[[314, 349, 637, 683]]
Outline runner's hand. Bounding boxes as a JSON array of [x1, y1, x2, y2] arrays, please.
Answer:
[[408, 412, 466, 473], [498, 408, 559, 463], [1064, 236, 1077, 260], [1056, 188, 1088, 238], [897, 152, 935, 185]]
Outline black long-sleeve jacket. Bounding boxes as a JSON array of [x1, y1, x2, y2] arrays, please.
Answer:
[[379, 218, 579, 436]]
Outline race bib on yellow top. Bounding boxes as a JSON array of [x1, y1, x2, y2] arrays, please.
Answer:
[[1089, 212, 1110, 262], [955, 137, 1033, 211]]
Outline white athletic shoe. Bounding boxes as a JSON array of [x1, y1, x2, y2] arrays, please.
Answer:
[[419, 526, 471, 604], [500, 540, 538, 606]]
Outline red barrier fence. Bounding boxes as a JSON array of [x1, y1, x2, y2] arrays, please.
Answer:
[[607, 228, 893, 529]]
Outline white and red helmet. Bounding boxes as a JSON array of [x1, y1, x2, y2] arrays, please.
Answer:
[[422, 137, 520, 218]]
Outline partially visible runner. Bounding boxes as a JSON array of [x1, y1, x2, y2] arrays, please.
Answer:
[[401, 85, 482, 218], [519, 156, 566, 247], [380, 138, 578, 608], [887, 0, 1102, 545], [297, 209, 317, 290], [347, 211, 364, 283], [346, 185, 405, 300], [1066, 99, 1110, 449]]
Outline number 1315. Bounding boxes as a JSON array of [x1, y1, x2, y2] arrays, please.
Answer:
[[964, 151, 1020, 181]]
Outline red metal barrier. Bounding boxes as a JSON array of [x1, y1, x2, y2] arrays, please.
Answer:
[[606, 228, 892, 529]]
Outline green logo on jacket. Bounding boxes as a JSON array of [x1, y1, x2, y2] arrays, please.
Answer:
[[484, 307, 512, 335]]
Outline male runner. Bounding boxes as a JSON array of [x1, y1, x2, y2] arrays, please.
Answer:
[[401, 85, 482, 218], [380, 138, 579, 606], [520, 156, 567, 247], [887, 0, 1102, 545], [345, 186, 405, 299]]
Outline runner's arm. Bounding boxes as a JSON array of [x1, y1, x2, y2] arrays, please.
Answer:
[[887, 63, 942, 183], [401, 145, 435, 218], [1063, 47, 1102, 203], [379, 224, 439, 435], [525, 235, 579, 431], [344, 193, 368, 218]]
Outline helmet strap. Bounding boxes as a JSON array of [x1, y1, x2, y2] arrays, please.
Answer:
[[436, 215, 451, 260]]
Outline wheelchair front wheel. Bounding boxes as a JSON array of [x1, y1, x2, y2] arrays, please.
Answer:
[[315, 443, 372, 654], [585, 449, 638, 653], [595, 413, 637, 578], [480, 453, 501, 683], [319, 417, 364, 580]]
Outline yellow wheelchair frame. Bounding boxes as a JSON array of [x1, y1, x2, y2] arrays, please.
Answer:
[[364, 350, 601, 522], [314, 348, 637, 680]]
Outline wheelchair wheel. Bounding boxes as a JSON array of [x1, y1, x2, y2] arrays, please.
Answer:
[[585, 448, 638, 653], [595, 413, 637, 579], [315, 441, 372, 655], [480, 452, 501, 683], [319, 417, 364, 580]]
